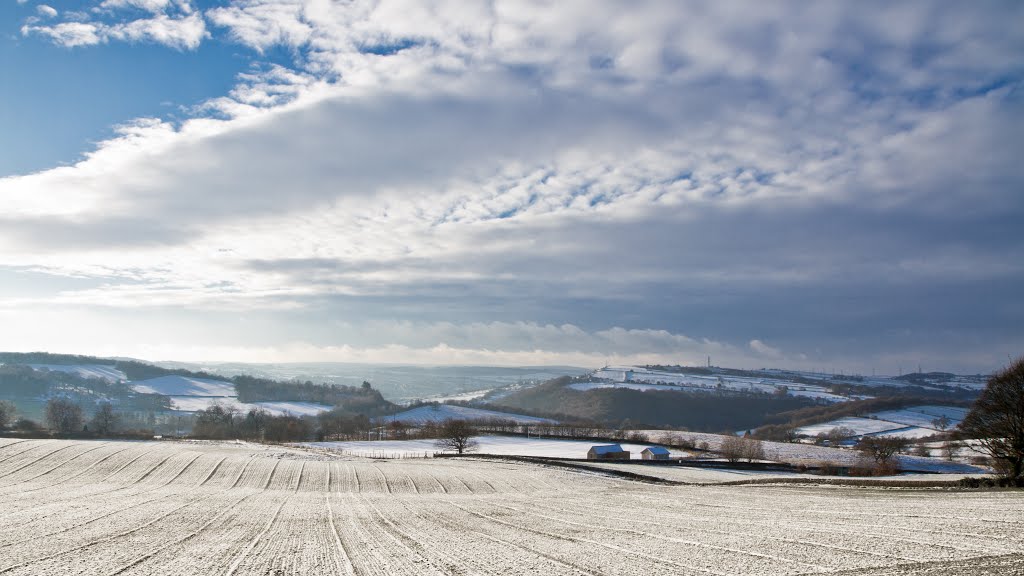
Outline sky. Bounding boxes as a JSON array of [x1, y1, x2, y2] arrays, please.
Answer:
[[1, 1, 1022, 374]]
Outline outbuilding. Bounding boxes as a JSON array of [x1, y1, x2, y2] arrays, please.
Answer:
[[641, 446, 671, 460], [587, 444, 630, 460]]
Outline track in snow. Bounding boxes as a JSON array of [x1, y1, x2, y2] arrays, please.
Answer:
[[0, 439, 1021, 575]]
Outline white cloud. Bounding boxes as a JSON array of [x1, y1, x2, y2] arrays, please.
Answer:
[[749, 339, 783, 359], [21, 21, 103, 47], [36, 5, 58, 18], [107, 12, 207, 50], [99, 0, 175, 13], [6, 1, 1024, 372]]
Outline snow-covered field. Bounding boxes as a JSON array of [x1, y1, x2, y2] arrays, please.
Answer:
[[0, 437, 1019, 575], [28, 364, 127, 382], [131, 375, 238, 397], [639, 430, 986, 474], [130, 375, 332, 416], [590, 367, 851, 403], [796, 416, 904, 437], [166, 396, 333, 417], [383, 404, 554, 425], [795, 405, 968, 440], [305, 436, 685, 459]]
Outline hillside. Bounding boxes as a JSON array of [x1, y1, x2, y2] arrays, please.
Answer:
[[0, 352, 394, 424], [487, 365, 980, 433], [491, 376, 816, 431]]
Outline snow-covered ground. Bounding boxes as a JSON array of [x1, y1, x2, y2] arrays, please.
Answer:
[[1, 438, 1017, 575], [420, 388, 494, 403], [383, 404, 555, 425], [306, 435, 684, 459], [589, 366, 852, 403], [165, 395, 331, 416], [131, 375, 237, 397], [869, 406, 968, 429], [795, 405, 967, 439], [639, 430, 986, 474], [28, 364, 127, 382], [796, 416, 909, 437]]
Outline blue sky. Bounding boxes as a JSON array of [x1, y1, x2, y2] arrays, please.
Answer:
[[1, 1, 1022, 373]]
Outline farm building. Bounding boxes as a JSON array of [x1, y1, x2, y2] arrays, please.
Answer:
[[641, 446, 671, 460], [587, 444, 630, 460]]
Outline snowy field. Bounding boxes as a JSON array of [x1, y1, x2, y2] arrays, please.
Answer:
[[166, 396, 333, 417], [640, 430, 986, 474], [383, 404, 554, 425], [305, 436, 685, 459], [590, 367, 851, 403], [795, 405, 968, 440], [0, 437, 1020, 575], [130, 375, 332, 416], [28, 364, 127, 382], [131, 375, 238, 397]]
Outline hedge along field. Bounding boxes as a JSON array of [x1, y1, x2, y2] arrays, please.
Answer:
[[0, 437, 1022, 575]]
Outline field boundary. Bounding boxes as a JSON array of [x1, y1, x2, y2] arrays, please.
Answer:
[[449, 454, 998, 489]]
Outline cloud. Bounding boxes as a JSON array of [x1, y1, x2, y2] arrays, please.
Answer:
[[36, 5, 58, 18], [106, 12, 207, 50], [22, 8, 206, 50], [98, 0, 177, 14], [749, 340, 783, 359], [5, 1, 1024, 373], [21, 22, 103, 47]]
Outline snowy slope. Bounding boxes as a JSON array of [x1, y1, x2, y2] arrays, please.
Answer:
[[132, 375, 237, 397], [869, 406, 967, 429], [167, 396, 332, 416], [384, 404, 555, 425], [29, 364, 127, 382], [796, 405, 966, 439], [796, 417, 907, 437], [589, 366, 850, 403]]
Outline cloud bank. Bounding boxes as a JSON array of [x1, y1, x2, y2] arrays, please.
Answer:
[[4, 1, 1023, 372]]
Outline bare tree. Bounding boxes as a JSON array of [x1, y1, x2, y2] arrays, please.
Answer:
[[741, 437, 766, 462], [90, 403, 119, 436], [827, 426, 857, 445], [0, 400, 16, 430], [941, 440, 959, 461], [959, 357, 1024, 479], [856, 436, 907, 465], [719, 436, 745, 462], [46, 398, 84, 435], [931, 415, 951, 433], [434, 419, 479, 455]]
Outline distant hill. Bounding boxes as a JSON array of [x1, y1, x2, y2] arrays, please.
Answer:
[[383, 404, 555, 425], [0, 352, 394, 419]]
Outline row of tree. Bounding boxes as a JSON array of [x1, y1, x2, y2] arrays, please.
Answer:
[[0, 398, 120, 436]]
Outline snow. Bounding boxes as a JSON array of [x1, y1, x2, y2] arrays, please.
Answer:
[[569, 382, 690, 392], [861, 426, 945, 440], [166, 396, 332, 416], [28, 364, 127, 382], [131, 375, 237, 397], [588, 366, 855, 403], [383, 404, 555, 425], [2, 438, 1018, 575], [795, 405, 967, 439], [639, 430, 986, 474], [306, 435, 685, 459], [796, 417, 907, 437], [422, 389, 493, 403], [869, 406, 967, 429], [250, 401, 334, 417]]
